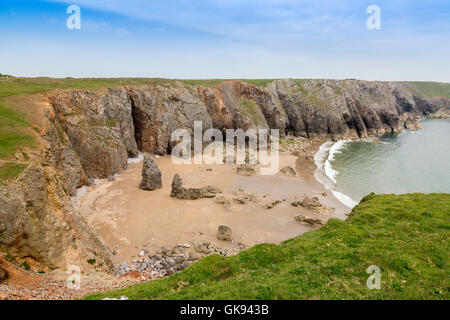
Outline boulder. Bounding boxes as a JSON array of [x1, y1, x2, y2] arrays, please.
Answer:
[[295, 215, 325, 226], [139, 153, 162, 190], [217, 225, 233, 241], [171, 174, 221, 200], [429, 109, 450, 119]]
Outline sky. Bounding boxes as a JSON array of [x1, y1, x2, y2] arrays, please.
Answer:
[[0, 0, 449, 81]]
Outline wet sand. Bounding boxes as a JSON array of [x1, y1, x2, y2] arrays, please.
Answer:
[[74, 151, 349, 263]]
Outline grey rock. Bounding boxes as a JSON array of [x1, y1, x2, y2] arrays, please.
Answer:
[[139, 153, 162, 190], [293, 197, 334, 213], [217, 225, 233, 241], [264, 200, 282, 209], [404, 116, 423, 131], [171, 174, 221, 200], [295, 215, 325, 226]]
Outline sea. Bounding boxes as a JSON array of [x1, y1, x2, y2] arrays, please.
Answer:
[[314, 118, 450, 208]]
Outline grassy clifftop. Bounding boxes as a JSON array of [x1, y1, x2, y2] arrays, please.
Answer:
[[85, 193, 449, 300], [406, 82, 450, 99]]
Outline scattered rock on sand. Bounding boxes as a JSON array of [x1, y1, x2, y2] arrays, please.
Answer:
[[404, 116, 423, 131], [295, 215, 325, 226], [170, 174, 221, 200], [233, 189, 259, 204], [264, 200, 282, 209], [217, 225, 233, 241], [215, 196, 232, 210], [237, 164, 256, 176], [139, 153, 163, 190], [280, 166, 297, 177], [292, 196, 334, 213]]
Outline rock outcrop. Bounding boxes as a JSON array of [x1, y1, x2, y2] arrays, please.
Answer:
[[292, 196, 334, 213], [429, 108, 450, 119], [404, 116, 423, 131], [0, 161, 114, 272], [49, 80, 450, 163], [139, 154, 162, 190], [295, 215, 325, 226], [170, 174, 221, 200], [50, 88, 138, 180]]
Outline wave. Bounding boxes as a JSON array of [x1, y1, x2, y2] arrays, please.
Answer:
[[314, 140, 358, 209], [331, 190, 359, 209]]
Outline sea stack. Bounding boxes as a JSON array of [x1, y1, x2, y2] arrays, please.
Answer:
[[139, 153, 162, 190]]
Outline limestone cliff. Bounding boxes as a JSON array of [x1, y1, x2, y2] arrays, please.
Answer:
[[1, 79, 448, 272]]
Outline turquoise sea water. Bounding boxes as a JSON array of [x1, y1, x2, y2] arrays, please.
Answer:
[[314, 119, 450, 207]]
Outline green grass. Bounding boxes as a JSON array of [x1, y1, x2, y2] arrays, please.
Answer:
[[85, 193, 449, 300], [405, 82, 450, 99], [241, 79, 277, 88], [0, 95, 35, 181], [240, 98, 267, 126], [0, 163, 28, 182], [182, 79, 277, 88], [0, 77, 185, 99]]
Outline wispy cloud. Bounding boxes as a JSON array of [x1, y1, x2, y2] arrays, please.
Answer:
[[2, 0, 449, 81]]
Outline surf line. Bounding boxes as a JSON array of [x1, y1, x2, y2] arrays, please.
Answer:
[[314, 140, 358, 209]]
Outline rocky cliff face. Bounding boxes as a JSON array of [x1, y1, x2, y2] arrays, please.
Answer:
[[1, 79, 448, 272], [50, 79, 450, 168], [0, 100, 114, 271]]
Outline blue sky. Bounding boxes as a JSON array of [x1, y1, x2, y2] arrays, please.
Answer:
[[1, 0, 449, 81]]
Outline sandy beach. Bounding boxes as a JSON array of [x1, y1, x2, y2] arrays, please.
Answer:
[[73, 140, 349, 264]]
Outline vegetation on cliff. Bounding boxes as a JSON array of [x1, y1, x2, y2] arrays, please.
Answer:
[[85, 193, 449, 300]]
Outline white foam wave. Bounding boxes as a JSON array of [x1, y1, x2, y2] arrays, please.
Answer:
[[128, 152, 144, 164], [72, 153, 145, 205], [314, 140, 358, 209], [314, 142, 335, 190], [331, 190, 358, 209], [325, 140, 350, 183]]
